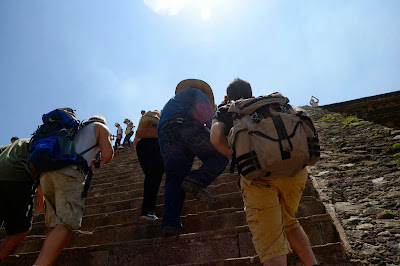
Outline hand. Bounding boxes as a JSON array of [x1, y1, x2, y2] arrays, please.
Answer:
[[91, 157, 102, 166], [36, 185, 45, 212]]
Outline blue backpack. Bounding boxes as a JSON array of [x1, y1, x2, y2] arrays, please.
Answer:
[[28, 108, 96, 197]]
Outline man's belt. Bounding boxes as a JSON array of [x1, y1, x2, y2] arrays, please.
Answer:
[[159, 117, 187, 130]]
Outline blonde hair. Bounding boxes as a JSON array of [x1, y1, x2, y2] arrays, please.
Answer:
[[88, 115, 107, 126]]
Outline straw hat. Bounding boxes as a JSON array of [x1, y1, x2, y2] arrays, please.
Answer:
[[175, 79, 214, 107], [123, 118, 130, 124]]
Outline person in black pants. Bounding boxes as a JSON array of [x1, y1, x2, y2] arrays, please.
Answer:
[[133, 110, 164, 220]]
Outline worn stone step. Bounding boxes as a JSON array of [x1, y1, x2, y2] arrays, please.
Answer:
[[1, 193, 325, 245], [85, 180, 240, 206], [89, 171, 237, 193], [17, 210, 340, 255], [26, 192, 245, 234], [3, 225, 348, 266], [191, 242, 354, 266], [1, 189, 325, 239], [14, 208, 245, 254], [88, 179, 316, 205]]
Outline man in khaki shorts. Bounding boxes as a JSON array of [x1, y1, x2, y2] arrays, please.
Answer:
[[210, 78, 318, 266], [34, 116, 114, 266]]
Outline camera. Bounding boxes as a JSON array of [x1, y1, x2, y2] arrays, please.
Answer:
[[93, 151, 101, 168]]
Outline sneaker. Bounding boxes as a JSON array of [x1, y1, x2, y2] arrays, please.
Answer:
[[162, 226, 180, 237], [181, 179, 213, 200], [140, 212, 158, 221]]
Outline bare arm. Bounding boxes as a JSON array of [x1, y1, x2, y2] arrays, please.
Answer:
[[95, 123, 114, 163], [133, 134, 139, 150], [210, 122, 232, 158]]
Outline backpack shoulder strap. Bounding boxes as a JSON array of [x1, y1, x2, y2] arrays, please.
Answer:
[[78, 144, 97, 156]]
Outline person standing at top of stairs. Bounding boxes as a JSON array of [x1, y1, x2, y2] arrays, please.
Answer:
[[158, 79, 229, 237], [133, 110, 165, 221], [210, 78, 319, 266]]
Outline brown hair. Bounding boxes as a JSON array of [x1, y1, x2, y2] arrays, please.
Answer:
[[226, 78, 252, 101]]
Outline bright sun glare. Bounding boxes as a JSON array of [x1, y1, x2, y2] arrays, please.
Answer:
[[201, 7, 211, 21], [145, 0, 213, 20]]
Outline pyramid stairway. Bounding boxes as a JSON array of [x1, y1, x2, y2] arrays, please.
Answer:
[[2, 142, 354, 265]]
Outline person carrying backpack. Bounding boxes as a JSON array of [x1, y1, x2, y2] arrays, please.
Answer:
[[0, 139, 45, 264], [133, 110, 164, 221], [210, 78, 320, 266], [31, 111, 114, 266], [158, 79, 229, 237]]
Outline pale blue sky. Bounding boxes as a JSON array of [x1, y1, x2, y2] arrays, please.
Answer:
[[1, 0, 399, 145]]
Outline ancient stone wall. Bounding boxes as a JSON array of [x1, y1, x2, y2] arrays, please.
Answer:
[[321, 91, 400, 129], [305, 106, 400, 265]]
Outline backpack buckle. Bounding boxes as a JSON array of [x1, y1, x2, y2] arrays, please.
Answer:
[[250, 112, 262, 123]]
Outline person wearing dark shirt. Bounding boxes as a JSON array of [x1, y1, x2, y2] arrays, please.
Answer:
[[158, 79, 229, 237]]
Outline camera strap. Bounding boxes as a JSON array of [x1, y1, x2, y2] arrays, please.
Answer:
[[81, 167, 93, 198]]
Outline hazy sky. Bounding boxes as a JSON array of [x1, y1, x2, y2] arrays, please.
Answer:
[[1, 0, 399, 145]]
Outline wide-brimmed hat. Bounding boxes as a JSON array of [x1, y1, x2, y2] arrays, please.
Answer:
[[175, 79, 214, 107], [123, 118, 130, 124], [115, 123, 120, 127]]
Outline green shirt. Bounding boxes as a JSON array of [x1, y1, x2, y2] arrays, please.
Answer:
[[0, 138, 34, 182]]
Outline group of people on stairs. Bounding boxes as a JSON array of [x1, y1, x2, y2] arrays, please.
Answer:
[[0, 78, 320, 266]]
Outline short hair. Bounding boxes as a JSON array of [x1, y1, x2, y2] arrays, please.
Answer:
[[226, 78, 252, 101], [11, 136, 19, 142], [88, 116, 107, 126], [141, 110, 146, 114]]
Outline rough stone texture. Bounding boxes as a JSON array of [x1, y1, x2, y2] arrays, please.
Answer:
[[321, 90, 400, 129], [305, 106, 400, 265]]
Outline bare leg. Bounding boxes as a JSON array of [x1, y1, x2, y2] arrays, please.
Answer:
[[286, 226, 317, 266], [35, 224, 73, 266], [262, 255, 287, 266], [0, 230, 30, 260]]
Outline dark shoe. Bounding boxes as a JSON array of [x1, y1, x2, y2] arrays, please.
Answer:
[[181, 179, 213, 200], [162, 226, 180, 237], [140, 212, 158, 221]]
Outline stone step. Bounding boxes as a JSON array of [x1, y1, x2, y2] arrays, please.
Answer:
[[190, 242, 355, 265], [1, 192, 325, 243], [27, 192, 247, 234], [87, 178, 316, 204], [86, 179, 317, 206], [27, 192, 324, 231], [14, 211, 340, 256], [3, 225, 348, 266], [89, 171, 237, 192], [85, 180, 240, 206]]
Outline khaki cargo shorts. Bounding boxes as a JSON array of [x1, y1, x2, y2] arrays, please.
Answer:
[[240, 168, 308, 262], [41, 167, 86, 230]]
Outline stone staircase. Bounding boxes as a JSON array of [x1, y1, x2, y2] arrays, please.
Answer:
[[2, 129, 355, 265]]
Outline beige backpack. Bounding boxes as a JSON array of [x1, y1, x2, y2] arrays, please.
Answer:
[[135, 111, 160, 139], [228, 92, 320, 179]]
